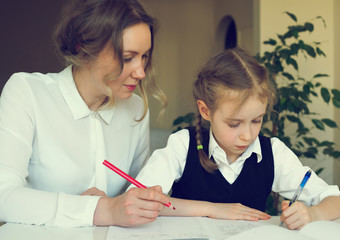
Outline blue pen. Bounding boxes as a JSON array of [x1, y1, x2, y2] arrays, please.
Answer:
[[280, 169, 312, 226]]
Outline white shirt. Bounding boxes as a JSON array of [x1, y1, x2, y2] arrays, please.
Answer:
[[0, 66, 150, 227], [135, 129, 340, 206]]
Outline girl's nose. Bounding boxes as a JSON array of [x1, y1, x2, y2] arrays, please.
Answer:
[[240, 126, 251, 141]]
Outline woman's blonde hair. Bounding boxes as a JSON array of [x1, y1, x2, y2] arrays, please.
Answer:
[[53, 0, 167, 120], [193, 47, 276, 172]]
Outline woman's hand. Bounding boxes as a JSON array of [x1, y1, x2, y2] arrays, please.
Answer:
[[93, 185, 171, 227], [280, 200, 314, 230], [81, 187, 107, 197]]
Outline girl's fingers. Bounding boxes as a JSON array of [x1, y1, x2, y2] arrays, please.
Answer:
[[242, 206, 271, 219]]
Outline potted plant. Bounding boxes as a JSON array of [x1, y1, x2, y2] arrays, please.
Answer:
[[256, 12, 340, 214]]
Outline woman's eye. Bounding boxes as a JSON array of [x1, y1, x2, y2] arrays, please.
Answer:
[[123, 57, 132, 63]]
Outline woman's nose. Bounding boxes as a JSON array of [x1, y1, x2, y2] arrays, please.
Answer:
[[131, 63, 146, 80]]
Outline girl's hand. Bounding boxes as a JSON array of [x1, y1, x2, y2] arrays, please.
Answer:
[[280, 200, 315, 230], [93, 185, 171, 227], [207, 202, 271, 221], [81, 187, 107, 197]]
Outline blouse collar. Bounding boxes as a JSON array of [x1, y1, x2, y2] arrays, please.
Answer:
[[208, 128, 263, 165], [57, 65, 115, 124]]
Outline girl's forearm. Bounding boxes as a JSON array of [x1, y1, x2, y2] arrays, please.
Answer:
[[310, 196, 340, 221], [161, 197, 212, 217]]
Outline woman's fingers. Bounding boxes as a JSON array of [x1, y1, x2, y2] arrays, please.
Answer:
[[81, 187, 106, 196]]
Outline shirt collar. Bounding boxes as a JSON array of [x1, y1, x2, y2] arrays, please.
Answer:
[[208, 128, 263, 164], [58, 65, 115, 124]]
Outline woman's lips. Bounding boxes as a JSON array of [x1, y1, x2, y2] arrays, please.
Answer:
[[125, 84, 137, 91]]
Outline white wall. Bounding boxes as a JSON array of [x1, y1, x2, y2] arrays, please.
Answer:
[[142, 0, 255, 129], [334, 0, 340, 186]]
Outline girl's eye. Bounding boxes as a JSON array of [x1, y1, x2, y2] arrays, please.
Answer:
[[252, 119, 263, 124], [228, 123, 239, 128]]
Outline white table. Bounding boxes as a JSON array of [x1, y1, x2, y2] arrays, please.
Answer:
[[0, 217, 281, 240], [0, 217, 339, 240]]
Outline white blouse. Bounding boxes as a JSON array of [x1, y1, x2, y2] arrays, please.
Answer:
[[0, 66, 150, 227], [135, 129, 340, 206]]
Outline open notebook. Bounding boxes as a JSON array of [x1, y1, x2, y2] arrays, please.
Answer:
[[228, 220, 340, 240], [106, 217, 340, 240]]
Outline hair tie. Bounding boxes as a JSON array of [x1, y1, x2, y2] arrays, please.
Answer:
[[197, 145, 203, 150]]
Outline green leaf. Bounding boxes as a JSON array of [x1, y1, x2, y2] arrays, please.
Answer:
[[331, 89, 340, 98], [312, 119, 325, 130], [286, 57, 298, 70], [285, 11, 297, 22], [279, 49, 291, 59], [278, 34, 286, 45], [332, 151, 340, 158], [313, 73, 329, 78], [264, 39, 277, 46], [307, 147, 318, 154], [303, 84, 310, 94], [321, 118, 337, 128], [290, 43, 299, 55], [303, 151, 316, 158], [332, 97, 340, 108], [172, 116, 184, 126], [316, 16, 327, 28], [261, 128, 274, 137], [282, 72, 294, 80], [303, 137, 316, 145], [302, 44, 316, 57], [286, 115, 299, 122], [183, 112, 195, 124], [315, 168, 324, 175], [316, 47, 326, 57], [321, 88, 330, 103], [318, 141, 334, 147], [332, 91, 340, 108], [304, 22, 314, 32]]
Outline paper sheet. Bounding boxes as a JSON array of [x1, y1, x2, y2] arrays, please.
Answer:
[[106, 217, 269, 240], [106, 217, 340, 240]]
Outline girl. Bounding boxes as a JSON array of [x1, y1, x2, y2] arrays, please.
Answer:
[[133, 47, 340, 230], [0, 0, 169, 227]]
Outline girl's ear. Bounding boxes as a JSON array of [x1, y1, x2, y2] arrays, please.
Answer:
[[197, 100, 211, 121]]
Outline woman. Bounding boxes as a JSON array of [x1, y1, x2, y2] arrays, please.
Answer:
[[0, 0, 168, 227]]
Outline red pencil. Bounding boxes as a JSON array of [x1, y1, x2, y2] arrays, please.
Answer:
[[103, 160, 175, 210]]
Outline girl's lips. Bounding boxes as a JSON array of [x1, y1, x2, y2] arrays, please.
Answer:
[[125, 85, 137, 91], [236, 145, 248, 150]]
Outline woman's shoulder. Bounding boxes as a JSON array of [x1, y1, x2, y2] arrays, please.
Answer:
[[3, 72, 46, 96], [5, 69, 63, 91]]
